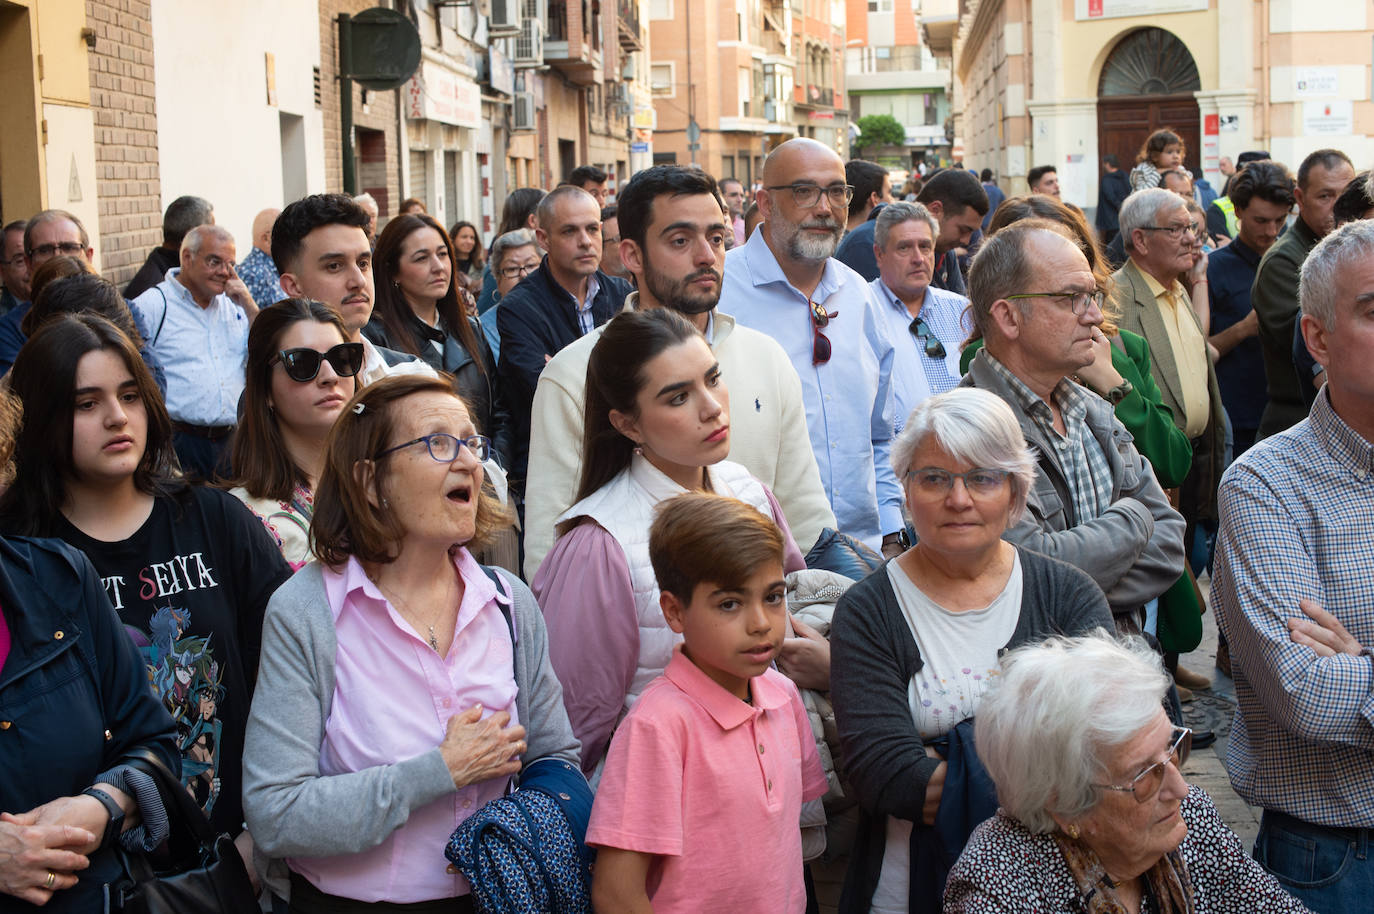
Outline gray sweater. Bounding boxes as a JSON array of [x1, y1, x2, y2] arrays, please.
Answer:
[[241, 561, 580, 888]]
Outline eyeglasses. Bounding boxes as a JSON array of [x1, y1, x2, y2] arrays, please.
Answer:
[[909, 315, 946, 360], [1094, 727, 1191, 804], [1005, 289, 1106, 316], [27, 242, 86, 259], [1140, 222, 1199, 240], [499, 262, 538, 279], [201, 254, 232, 271], [905, 466, 1010, 499], [375, 433, 491, 463], [765, 183, 855, 209], [809, 300, 835, 365], [273, 343, 365, 382]]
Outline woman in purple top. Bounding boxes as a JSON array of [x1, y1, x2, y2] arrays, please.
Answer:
[[532, 308, 814, 778]]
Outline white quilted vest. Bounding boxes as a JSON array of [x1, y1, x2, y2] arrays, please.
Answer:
[[556, 452, 772, 712]]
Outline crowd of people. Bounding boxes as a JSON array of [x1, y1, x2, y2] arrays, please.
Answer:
[[0, 131, 1367, 914]]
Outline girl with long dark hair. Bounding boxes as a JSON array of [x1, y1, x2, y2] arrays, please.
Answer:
[[0, 313, 292, 874], [531, 308, 806, 776], [449, 220, 485, 292], [224, 298, 362, 568], [362, 214, 512, 469]]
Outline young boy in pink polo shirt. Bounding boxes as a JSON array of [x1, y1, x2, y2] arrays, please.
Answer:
[[588, 492, 828, 913]]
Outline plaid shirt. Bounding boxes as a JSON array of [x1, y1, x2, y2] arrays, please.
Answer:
[[985, 355, 1113, 524], [1213, 388, 1374, 828]]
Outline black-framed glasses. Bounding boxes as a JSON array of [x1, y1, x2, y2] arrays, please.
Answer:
[[273, 342, 365, 382], [1140, 222, 1199, 240], [375, 433, 491, 463], [499, 262, 538, 279], [1005, 289, 1106, 316], [905, 466, 1009, 499], [765, 183, 855, 209], [1094, 727, 1191, 804], [27, 241, 85, 259], [909, 315, 946, 360], [809, 300, 836, 365]]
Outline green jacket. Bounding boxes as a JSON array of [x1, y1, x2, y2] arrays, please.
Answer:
[[1251, 216, 1319, 438], [959, 329, 1193, 487]]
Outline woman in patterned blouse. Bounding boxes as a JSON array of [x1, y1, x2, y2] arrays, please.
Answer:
[[945, 634, 1310, 914]]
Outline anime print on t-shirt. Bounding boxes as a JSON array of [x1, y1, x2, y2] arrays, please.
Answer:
[[124, 604, 226, 817]]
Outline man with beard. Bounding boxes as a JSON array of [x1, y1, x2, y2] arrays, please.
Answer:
[[521, 165, 835, 578], [721, 138, 902, 557]]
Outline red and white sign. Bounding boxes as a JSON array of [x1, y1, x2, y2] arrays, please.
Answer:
[[406, 62, 481, 130]]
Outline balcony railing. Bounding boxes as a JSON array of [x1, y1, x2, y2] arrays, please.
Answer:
[[617, 0, 641, 49], [547, 0, 568, 41], [803, 84, 833, 107]]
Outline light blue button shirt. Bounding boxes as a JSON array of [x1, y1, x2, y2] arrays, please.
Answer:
[[721, 229, 901, 551], [131, 269, 248, 427], [871, 278, 972, 432]]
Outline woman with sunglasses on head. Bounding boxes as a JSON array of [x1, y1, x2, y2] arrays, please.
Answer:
[[242, 374, 579, 911], [946, 633, 1310, 914], [0, 313, 293, 891], [828, 388, 1113, 914], [532, 308, 808, 779], [363, 214, 511, 470], [224, 299, 363, 569]]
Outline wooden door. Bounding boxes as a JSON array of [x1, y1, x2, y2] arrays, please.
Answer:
[[1097, 95, 1201, 175]]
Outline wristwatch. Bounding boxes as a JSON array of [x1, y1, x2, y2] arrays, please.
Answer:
[[82, 786, 125, 849], [1104, 379, 1134, 405]]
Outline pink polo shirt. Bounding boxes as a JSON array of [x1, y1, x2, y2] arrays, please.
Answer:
[[587, 645, 828, 913], [290, 549, 519, 903]]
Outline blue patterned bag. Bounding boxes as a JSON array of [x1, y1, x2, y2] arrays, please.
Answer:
[[445, 758, 594, 914]]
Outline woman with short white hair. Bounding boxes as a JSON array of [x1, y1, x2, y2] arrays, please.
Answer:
[[946, 634, 1311, 913], [830, 387, 1115, 913]]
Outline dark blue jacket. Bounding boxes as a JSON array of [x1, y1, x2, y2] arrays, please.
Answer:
[[496, 258, 631, 485], [0, 535, 179, 912], [835, 208, 883, 281]]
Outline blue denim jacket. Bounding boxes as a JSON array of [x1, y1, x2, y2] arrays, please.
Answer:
[[0, 535, 178, 911]]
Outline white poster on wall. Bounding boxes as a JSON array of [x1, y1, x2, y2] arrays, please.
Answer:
[[1303, 100, 1353, 136], [1074, 0, 1206, 20], [1295, 67, 1339, 98]]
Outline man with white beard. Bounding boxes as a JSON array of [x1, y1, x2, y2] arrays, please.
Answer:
[[721, 138, 903, 556]]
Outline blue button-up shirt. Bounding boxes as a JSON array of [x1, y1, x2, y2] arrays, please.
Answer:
[[237, 245, 284, 309], [1206, 236, 1266, 432], [871, 278, 971, 431], [721, 229, 901, 550], [130, 269, 248, 427]]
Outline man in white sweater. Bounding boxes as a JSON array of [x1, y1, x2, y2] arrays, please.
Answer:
[[523, 165, 834, 579]]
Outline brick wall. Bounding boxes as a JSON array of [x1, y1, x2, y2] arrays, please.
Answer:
[[318, 0, 401, 214], [86, 0, 161, 287]]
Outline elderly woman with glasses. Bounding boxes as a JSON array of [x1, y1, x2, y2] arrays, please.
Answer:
[[242, 374, 580, 911], [478, 228, 542, 362], [946, 634, 1310, 913], [830, 388, 1114, 914]]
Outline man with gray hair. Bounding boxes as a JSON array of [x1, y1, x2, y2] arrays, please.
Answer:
[[871, 201, 971, 430], [1213, 218, 1374, 912], [131, 223, 257, 478], [124, 195, 215, 299], [961, 222, 1185, 625]]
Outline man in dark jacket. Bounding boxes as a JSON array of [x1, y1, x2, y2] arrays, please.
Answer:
[[123, 196, 214, 300], [498, 186, 633, 492], [1095, 155, 1130, 245]]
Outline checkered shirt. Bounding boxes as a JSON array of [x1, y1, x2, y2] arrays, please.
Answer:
[[1212, 389, 1374, 828], [985, 354, 1113, 523]]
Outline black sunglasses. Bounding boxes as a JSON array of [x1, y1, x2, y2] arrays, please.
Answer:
[[810, 300, 836, 365], [274, 342, 365, 382], [909, 315, 946, 360]]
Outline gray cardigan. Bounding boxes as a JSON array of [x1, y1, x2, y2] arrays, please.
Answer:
[[241, 561, 580, 889], [962, 350, 1186, 617]]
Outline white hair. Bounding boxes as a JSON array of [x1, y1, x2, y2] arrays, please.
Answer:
[[181, 223, 234, 257], [1300, 219, 1374, 329], [1118, 188, 1186, 254], [891, 387, 1037, 524], [875, 201, 939, 250], [352, 192, 378, 213], [974, 633, 1170, 834]]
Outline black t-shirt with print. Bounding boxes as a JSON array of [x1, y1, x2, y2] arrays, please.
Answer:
[[56, 485, 293, 835]]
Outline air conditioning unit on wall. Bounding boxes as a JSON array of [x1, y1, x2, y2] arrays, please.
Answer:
[[513, 91, 537, 131], [490, 0, 521, 34], [513, 17, 544, 67]]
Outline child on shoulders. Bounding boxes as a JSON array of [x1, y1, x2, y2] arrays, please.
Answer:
[[587, 492, 828, 913]]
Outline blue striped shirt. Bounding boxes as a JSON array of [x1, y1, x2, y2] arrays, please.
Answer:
[[870, 279, 971, 433], [1213, 389, 1374, 828]]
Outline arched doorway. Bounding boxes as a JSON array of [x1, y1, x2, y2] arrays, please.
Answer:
[[1096, 29, 1202, 176]]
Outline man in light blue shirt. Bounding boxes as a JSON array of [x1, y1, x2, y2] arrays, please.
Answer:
[[721, 137, 903, 556], [131, 224, 257, 479], [870, 201, 972, 432]]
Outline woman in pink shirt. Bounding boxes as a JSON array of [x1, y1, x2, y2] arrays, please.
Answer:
[[241, 375, 580, 912], [532, 308, 810, 779]]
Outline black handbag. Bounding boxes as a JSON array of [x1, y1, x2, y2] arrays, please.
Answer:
[[103, 748, 260, 913]]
